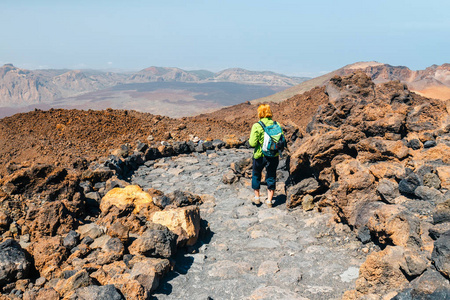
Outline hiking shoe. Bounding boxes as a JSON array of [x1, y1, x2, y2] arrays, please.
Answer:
[[252, 196, 261, 205], [266, 199, 273, 208]]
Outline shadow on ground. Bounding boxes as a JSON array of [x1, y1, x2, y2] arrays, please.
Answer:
[[152, 218, 215, 297], [273, 194, 286, 207]]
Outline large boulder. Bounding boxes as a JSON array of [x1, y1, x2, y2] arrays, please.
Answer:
[[152, 206, 201, 246], [394, 268, 450, 298], [128, 226, 177, 258], [100, 185, 157, 215], [0, 239, 31, 287], [366, 204, 421, 249], [286, 177, 320, 208]]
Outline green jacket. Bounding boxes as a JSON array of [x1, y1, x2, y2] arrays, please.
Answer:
[[249, 117, 282, 159]]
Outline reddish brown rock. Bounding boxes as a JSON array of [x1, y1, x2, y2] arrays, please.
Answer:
[[54, 269, 92, 296], [31, 236, 68, 279], [355, 246, 409, 296], [35, 288, 60, 300], [28, 201, 75, 238], [366, 204, 421, 248]]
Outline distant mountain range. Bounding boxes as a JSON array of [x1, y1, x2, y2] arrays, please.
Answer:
[[0, 64, 309, 108], [252, 62, 450, 103], [2, 62, 449, 119]]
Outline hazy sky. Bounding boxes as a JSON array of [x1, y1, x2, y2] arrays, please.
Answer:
[[1, 0, 448, 77]]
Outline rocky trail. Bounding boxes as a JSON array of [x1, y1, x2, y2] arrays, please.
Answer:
[[1, 72, 449, 299], [131, 149, 369, 300]]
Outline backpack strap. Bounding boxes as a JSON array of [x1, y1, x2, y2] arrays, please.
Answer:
[[258, 121, 267, 131]]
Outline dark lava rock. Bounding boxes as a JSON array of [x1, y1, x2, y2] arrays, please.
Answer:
[[429, 223, 450, 240], [377, 179, 400, 204], [433, 200, 450, 224], [407, 139, 422, 150], [128, 228, 177, 258], [167, 190, 202, 207], [414, 186, 443, 202], [173, 141, 190, 154], [144, 147, 161, 160], [202, 141, 214, 151], [135, 142, 148, 154], [0, 239, 31, 286], [103, 155, 124, 174], [357, 226, 372, 244], [432, 230, 450, 278], [399, 173, 423, 196], [74, 284, 125, 300], [63, 230, 80, 250], [423, 140, 437, 148], [394, 268, 450, 299], [81, 236, 94, 245], [423, 173, 441, 189], [212, 139, 225, 149], [286, 177, 320, 208]]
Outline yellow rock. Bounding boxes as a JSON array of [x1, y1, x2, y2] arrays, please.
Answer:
[[152, 206, 200, 246], [100, 185, 153, 214]]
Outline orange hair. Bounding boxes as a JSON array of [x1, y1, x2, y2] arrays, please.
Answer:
[[257, 104, 273, 119]]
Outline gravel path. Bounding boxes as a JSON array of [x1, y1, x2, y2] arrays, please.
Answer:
[[131, 149, 368, 300]]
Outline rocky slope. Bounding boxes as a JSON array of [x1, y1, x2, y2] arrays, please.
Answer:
[[286, 72, 450, 298], [253, 62, 450, 103], [0, 85, 328, 178]]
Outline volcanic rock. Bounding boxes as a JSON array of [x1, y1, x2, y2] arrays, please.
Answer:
[[28, 201, 76, 238], [152, 206, 201, 246], [100, 185, 156, 215], [286, 177, 320, 208], [166, 190, 202, 208], [54, 269, 92, 296], [398, 173, 423, 196], [72, 284, 124, 300], [432, 230, 450, 278], [31, 236, 68, 279], [355, 246, 409, 295], [377, 179, 400, 204], [63, 230, 80, 250], [128, 227, 177, 258], [423, 173, 441, 189], [0, 239, 31, 287]]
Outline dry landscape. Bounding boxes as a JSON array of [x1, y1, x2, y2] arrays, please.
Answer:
[[0, 71, 449, 299]]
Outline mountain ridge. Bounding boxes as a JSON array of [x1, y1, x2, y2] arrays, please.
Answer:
[[0, 64, 310, 108], [252, 61, 450, 103]]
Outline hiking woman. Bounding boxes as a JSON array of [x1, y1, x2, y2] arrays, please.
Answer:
[[249, 104, 285, 208]]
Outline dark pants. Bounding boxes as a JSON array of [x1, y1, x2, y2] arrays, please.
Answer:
[[252, 156, 279, 191]]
